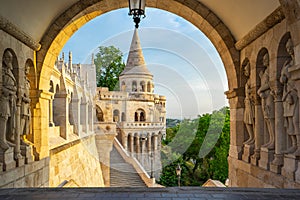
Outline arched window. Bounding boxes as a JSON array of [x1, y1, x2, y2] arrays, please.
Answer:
[[140, 111, 145, 121], [96, 106, 104, 122], [121, 112, 126, 122], [140, 81, 145, 92], [147, 81, 151, 92], [113, 110, 120, 122], [132, 81, 137, 92], [134, 109, 146, 122], [49, 80, 54, 92], [55, 84, 60, 93]]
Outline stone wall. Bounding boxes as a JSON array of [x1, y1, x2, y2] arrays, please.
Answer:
[[0, 158, 49, 188], [49, 135, 104, 187], [228, 10, 300, 188]]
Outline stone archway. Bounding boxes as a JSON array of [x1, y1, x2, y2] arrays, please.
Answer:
[[37, 0, 239, 93]]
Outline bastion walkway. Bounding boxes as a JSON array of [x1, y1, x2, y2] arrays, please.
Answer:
[[0, 187, 300, 200]]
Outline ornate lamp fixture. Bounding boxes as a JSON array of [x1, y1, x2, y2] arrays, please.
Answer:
[[128, 0, 146, 28]]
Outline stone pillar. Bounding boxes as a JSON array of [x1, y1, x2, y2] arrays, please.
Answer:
[[226, 89, 245, 160], [153, 134, 158, 151], [130, 134, 134, 156], [80, 100, 88, 133], [88, 103, 93, 132], [49, 95, 55, 127], [146, 134, 152, 171], [141, 137, 146, 167], [54, 93, 69, 139], [147, 134, 152, 153], [226, 88, 245, 187], [282, 64, 300, 180], [95, 122, 117, 187], [135, 135, 140, 161], [14, 97, 24, 166], [270, 86, 285, 173], [71, 98, 80, 135], [251, 103, 264, 165], [32, 90, 51, 159]]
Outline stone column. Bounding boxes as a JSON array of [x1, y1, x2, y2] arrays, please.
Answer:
[[88, 103, 93, 132], [153, 134, 158, 151], [147, 134, 152, 153], [270, 86, 285, 173], [141, 138, 146, 166], [146, 134, 152, 171], [32, 90, 52, 159], [71, 98, 80, 135], [130, 134, 134, 156], [226, 88, 246, 187], [49, 95, 55, 126], [226, 89, 245, 160], [282, 64, 300, 180], [135, 135, 140, 161], [251, 96, 264, 166], [95, 122, 117, 187], [14, 94, 24, 166], [80, 100, 88, 133], [54, 93, 69, 139]]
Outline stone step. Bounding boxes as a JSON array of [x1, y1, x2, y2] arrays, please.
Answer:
[[110, 147, 146, 187]]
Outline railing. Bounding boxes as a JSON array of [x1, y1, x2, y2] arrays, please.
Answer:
[[118, 122, 165, 129], [113, 138, 163, 187]]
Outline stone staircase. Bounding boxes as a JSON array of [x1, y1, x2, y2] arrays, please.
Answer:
[[110, 146, 146, 187]]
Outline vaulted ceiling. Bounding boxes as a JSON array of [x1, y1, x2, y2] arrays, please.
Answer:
[[0, 0, 280, 42]]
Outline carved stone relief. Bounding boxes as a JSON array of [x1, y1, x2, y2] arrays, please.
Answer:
[[0, 50, 17, 151], [257, 53, 275, 150], [280, 38, 300, 155], [243, 61, 255, 145]]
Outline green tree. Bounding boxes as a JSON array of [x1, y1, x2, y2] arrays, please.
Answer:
[[94, 46, 125, 90], [160, 107, 230, 186]]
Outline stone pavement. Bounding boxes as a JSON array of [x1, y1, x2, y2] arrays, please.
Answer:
[[0, 187, 300, 200]]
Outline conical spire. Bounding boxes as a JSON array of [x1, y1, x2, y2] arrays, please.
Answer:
[[121, 29, 152, 76]]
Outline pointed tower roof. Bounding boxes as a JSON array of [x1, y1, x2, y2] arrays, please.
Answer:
[[120, 29, 152, 77]]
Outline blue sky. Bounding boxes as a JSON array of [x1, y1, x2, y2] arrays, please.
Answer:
[[62, 8, 228, 119]]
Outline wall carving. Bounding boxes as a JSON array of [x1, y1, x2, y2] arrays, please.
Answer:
[[280, 39, 299, 155]]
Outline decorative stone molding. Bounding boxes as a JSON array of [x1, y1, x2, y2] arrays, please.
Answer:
[[0, 15, 41, 51], [235, 7, 285, 50]]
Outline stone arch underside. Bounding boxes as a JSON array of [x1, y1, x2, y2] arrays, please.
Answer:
[[37, 0, 239, 93]]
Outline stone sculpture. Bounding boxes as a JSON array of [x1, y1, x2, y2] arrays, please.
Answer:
[[20, 63, 31, 146], [243, 62, 255, 145], [280, 38, 299, 155], [257, 53, 275, 150], [0, 51, 17, 151]]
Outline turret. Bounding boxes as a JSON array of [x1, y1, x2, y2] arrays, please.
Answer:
[[119, 29, 154, 93]]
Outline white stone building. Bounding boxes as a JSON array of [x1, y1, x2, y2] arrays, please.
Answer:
[[95, 29, 166, 178]]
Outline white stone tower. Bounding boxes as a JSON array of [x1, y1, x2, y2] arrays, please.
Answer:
[[119, 29, 154, 94]]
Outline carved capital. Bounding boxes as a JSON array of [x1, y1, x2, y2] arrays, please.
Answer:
[[225, 87, 245, 99], [270, 81, 283, 102]]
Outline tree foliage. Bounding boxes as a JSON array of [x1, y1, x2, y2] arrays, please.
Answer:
[[158, 107, 230, 186], [94, 46, 125, 90]]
